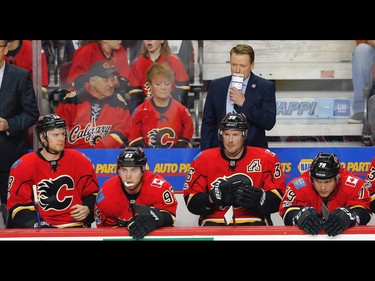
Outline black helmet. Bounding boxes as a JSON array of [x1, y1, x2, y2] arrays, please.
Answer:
[[310, 152, 340, 180], [36, 114, 66, 137], [218, 112, 248, 140], [117, 147, 147, 168]]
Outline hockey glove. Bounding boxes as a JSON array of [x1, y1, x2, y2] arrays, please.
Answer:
[[233, 184, 266, 209], [209, 181, 234, 207], [127, 204, 164, 240], [117, 218, 128, 227], [293, 206, 325, 235], [324, 207, 356, 237]]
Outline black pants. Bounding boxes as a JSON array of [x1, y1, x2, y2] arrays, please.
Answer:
[[0, 171, 9, 205]]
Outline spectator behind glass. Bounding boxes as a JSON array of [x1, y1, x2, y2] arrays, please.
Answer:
[[0, 40, 40, 205], [183, 112, 286, 226], [128, 63, 194, 148], [128, 40, 190, 113], [5, 40, 50, 147], [347, 40, 375, 124], [124, 40, 195, 84], [5, 40, 49, 87], [6, 114, 99, 228], [94, 147, 178, 240], [200, 44, 276, 150], [280, 152, 371, 237], [55, 61, 131, 149], [67, 40, 130, 92], [59, 40, 95, 89]]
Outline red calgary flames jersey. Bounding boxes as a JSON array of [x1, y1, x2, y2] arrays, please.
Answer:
[[365, 157, 375, 203], [67, 42, 130, 83], [7, 149, 99, 227], [128, 98, 194, 148], [94, 171, 178, 227], [279, 169, 371, 219], [183, 146, 286, 225], [5, 40, 49, 86], [129, 53, 189, 97], [55, 85, 131, 148]]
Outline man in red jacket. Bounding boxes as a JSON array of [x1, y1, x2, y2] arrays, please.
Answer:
[[55, 61, 131, 149]]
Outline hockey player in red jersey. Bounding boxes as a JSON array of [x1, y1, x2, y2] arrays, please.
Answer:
[[6, 114, 100, 228], [128, 63, 194, 148], [183, 112, 286, 226], [94, 147, 178, 240], [280, 152, 371, 237], [365, 157, 375, 212], [55, 61, 131, 149]]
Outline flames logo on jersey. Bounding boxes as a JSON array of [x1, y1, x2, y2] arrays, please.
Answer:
[[90, 135, 103, 146], [143, 81, 152, 98], [148, 128, 176, 148], [37, 175, 74, 211]]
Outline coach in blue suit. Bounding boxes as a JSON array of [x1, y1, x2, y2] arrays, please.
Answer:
[[0, 40, 40, 204], [200, 44, 276, 150]]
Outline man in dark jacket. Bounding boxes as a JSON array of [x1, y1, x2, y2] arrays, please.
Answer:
[[200, 44, 276, 150], [0, 40, 40, 204]]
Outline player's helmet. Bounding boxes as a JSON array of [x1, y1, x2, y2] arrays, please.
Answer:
[[35, 114, 66, 142], [310, 152, 340, 180], [117, 147, 147, 169], [218, 112, 249, 140]]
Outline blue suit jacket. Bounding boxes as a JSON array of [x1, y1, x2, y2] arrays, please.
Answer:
[[200, 72, 276, 150], [0, 62, 40, 172]]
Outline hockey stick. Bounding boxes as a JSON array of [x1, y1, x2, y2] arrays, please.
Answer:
[[130, 199, 136, 218], [321, 201, 330, 220], [32, 185, 41, 228], [224, 205, 236, 226]]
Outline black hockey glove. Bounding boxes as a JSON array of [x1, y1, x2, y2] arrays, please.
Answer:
[[293, 206, 325, 235], [209, 181, 234, 207], [233, 184, 266, 209], [324, 207, 356, 237], [127, 204, 164, 240], [117, 218, 128, 227]]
